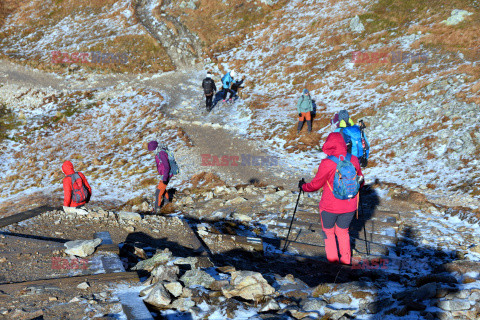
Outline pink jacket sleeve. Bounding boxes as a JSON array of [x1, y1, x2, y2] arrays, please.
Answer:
[[302, 159, 331, 192]]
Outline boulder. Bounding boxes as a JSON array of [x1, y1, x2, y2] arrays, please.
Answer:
[[64, 238, 102, 257], [132, 248, 173, 272], [437, 299, 471, 311], [302, 298, 327, 311], [180, 269, 215, 289], [165, 281, 183, 297], [117, 211, 142, 222], [259, 298, 280, 312], [442, 9, 473, 25], [171, 297, 196, 311], [350, 15, 365, 33], [222, 271, 275, 301], [143, 283, 172, 307], [232, 213, 252, 222], [173, 256, 198, 269], [329, 293, 352, 304], [139, 284, 155, 297], [225, 197, 247, 206], [76, 282, 90, 290], [179, 1, 197, 10], [204, 192, 214, 201], [151, 265, 180, 282]]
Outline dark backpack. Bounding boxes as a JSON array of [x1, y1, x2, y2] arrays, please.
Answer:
[[327, 154, 361, 200], [359, 128, 370, 167], [202, 78, 215, 95], [68, 173, 89, 203]]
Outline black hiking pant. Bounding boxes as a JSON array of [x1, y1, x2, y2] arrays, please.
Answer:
[[222, 88, 234, 101], [205, 94, 213, 111]]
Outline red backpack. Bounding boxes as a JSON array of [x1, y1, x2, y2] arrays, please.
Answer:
[[68, 173, 89, 203]]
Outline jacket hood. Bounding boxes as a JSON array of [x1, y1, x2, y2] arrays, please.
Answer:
[[62, 161, 75, 175], [322, 132, 347, 157], [155, 145, 168, 154]]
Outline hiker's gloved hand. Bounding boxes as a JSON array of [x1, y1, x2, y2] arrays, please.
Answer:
[[358, 175, 364, 185], [298, 178, 306, 190], [298, 113, 302, 117]]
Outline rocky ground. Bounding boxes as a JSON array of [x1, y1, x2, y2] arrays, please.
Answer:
[[1, 177, 479, 319]]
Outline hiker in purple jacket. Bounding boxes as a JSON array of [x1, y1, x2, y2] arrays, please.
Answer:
[[148, 141, 171, 213]]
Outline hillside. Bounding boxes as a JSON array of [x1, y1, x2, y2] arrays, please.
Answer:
[[1, 0, 479, 212]]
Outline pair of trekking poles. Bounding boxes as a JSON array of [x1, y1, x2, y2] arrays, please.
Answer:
[[283, 180, 370, 256]]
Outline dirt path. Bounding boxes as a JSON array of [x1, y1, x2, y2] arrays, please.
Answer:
[[0, 60, 296, 191]]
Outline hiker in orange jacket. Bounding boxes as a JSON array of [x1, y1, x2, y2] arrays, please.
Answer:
[[62, 160, 91, 215]]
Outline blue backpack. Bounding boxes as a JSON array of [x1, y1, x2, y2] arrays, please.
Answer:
[[327, 154, 361, 200], [341, 125, 364, 158]]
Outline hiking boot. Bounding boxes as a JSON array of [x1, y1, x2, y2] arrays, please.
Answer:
[[222, 99, 226, 102]]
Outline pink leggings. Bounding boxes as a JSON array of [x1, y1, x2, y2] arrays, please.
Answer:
[[320, 211, 355, 264]]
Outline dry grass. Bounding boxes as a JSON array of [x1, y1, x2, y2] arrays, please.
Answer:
[[168, 0, 287, 59], [0, 0, 18, 28], [312, 284, 331, 297], [189, 171, 226, 192], [0, 0, 175, 73], [360, 0, 479, 53]]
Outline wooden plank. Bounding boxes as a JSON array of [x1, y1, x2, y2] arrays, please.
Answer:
[[94, 231, 113, 245], [0, 205, 58, 229], [0, 272, 140, 295], [267, 224, 397, 246], [295, 210, 399, 224], [275, 218, 398, 231]]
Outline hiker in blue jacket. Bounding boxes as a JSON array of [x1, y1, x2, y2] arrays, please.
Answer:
[[334, 110, 370, 167], [221, 70, 236, 102]]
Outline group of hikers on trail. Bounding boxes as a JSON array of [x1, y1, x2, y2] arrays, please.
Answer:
[[202, 70, 245, 111], [61, 141, 179, 215], [61, 79, 370, 267]]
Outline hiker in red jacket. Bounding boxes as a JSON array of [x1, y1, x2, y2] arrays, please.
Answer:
[[299, 132, 364, 265], [62, 160, 92, 215]]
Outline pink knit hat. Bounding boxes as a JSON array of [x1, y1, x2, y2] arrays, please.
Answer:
[[148, 140, 158, 151]]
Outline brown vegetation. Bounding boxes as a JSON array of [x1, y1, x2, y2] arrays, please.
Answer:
[[190, 172, 226, 192]]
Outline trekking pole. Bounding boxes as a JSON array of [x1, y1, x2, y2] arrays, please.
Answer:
[[358, 194, 370, 256], [283, 181, 304, 252]]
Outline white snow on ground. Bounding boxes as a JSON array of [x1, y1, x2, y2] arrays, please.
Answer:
[[0, 85, 193, 205]]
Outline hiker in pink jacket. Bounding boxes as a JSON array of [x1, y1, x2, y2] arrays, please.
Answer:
[[299, 132, 364, 264], [148, 141, 171, 213]]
